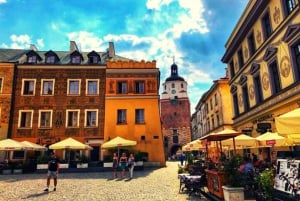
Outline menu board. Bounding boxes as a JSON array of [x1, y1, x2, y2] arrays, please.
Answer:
[[274, 159, 300, 196]]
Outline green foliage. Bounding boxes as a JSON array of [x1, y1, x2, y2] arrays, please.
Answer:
[[78, 155, 89, 163], [177, 164, 189, 174], [222, 154, 245, 187], [37, 154, 50, 164], [256, 168, 274, 200], [103, 155, 112, 162], [135, 151, 148, 161]]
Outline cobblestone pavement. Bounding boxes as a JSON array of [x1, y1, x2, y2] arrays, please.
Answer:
[[0, 161, 211, 201]]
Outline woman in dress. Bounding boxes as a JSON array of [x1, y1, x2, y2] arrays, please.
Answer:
[[112, 153, 119, 178], [128, 153, 135, 179], [119, 152, 127, 179]]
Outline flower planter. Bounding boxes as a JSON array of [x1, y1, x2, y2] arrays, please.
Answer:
[[13, 169, 23, 174], [2, 169, 12, 174], [77, 163, 88, 168], [103, 162, 113, 168], [222, 186, 244, 201], [37, 164, 48, 169]]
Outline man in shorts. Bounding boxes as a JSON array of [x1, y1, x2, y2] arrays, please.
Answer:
[[44, 152, 59, 192]]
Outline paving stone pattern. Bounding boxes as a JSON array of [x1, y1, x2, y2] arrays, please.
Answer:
[[0, 161, 210, 201]]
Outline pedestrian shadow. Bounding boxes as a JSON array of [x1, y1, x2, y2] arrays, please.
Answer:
[[22, 191, 49, 199]]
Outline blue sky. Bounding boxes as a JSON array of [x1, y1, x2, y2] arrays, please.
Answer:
[[0, 0, 248, 114]]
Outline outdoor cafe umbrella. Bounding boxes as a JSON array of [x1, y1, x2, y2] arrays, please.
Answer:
[[275, 108, 300, 135], [49, 137, 93, 150], [222, 134, 258, 149], [0, 139, 24, 151], [20, 141, 47, 151], [256, 131, 294, 147], [182, 139, 205, 152], [102, 136, 137, 156]]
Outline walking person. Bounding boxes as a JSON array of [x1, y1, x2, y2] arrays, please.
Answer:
[[44, 152, 59, 192], [112, 152, 119, 178], [119, 152, 127, 179], [128, 153, 135, 179]]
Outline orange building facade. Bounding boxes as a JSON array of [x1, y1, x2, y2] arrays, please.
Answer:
[[104, 60, 166, 166]]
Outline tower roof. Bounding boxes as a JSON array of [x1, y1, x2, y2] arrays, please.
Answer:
[[165, 63, 185, 81]]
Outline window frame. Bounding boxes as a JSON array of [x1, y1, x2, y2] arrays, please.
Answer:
[[41, 79, 54, 96], [117, 81, 127, 94], [86, 79, 99, 95], [247, 31, 256, 58], [18, 110, 33, 128], [67, 79, 81, 95], [117, 109, 127, 124], [135, 81, 145, 94], [66, 109, 80, 128], [253, 74, 264, 105], [85, 109, 98, 127], [135, 109, 145, 124], [282, 0, 297, 16], [261, 10, 272, 40], [0, 77, 3, 93], [21, 79, 36, 96], [268, 59, 282, 95], [290, 39, 300, 82], [38, 110, 53, 128], [237, 48, 244, 69]]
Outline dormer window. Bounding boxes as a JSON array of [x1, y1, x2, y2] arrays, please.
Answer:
[[87, 51, 100, 64], [71, 56, 81, 64], [70, 50, 83, 64], [45, 50, 59, 64], [28, 55, 37, 63]]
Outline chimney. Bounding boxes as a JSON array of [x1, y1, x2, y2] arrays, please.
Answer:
[[108, 42, 115, 58], [70, 41, 79, 52], [30, 44, 38, 51]]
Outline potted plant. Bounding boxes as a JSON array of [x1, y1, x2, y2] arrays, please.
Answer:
[[37, 154, 50, 169], [255, 168, 274, 201], [221, 154, 245, 201], [77, 155, 89, 168], [12, 162, 23, 174], [2, 163, 12, 174]]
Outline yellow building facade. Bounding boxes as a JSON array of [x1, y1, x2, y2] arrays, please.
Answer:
[[222, 0, 300, 155], [104, 60, 166, 166]]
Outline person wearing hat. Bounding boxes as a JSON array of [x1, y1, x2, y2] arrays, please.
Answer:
[[44, 152, 60, 192]]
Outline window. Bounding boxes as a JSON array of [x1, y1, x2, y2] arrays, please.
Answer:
[[261, 11, 272, 40], [214, 94, 218, 105], [22, 79, 35, 95], [242, 84, 250, 112], [283, 0, 296, 16], [135, 109, 145, 124], [117, 109, 126, 124], [46, 56, 56, 64], [229, 60, 235, 78], [68, 79, 80, 95], [0, 77, 2, 93], [181, 83, 184, 88], [71, 56, 81, 64], [117, 81, 127, 94], [86, 79, 99, 95], [39, 110, 52, 128], [19, 110, 33, 128], [171, 83, 175, 88], [85, 110, 98, 127], [66, 110, 80, 127], [135, 81, 144, 94], [269, 60, 281, 94], [88, 56, 99, 64], [41, 79, 54, 95], [210, 99, 213, 110], [291, 40, 300, 81], [254, 75, 263, 104], [27, 55, 37, 64], [238, 48, 244, 69], [173, 129, 178, 144], [233, 94, 239, 117], [247, 32, 256, 57]]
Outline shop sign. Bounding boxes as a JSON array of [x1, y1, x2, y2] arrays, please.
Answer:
[[266, 139, 276, 145]]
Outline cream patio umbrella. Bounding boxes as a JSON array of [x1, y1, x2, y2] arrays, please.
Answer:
[[182, 139, 205, 152], [275, 108, 300, 135], [222, 134, 258, 149], [20, 141, 47, 151], [0, 139, 24, 151], [49, 137, 92, 150], [102, 136, 137, 157], [256, 131, 294, 147]]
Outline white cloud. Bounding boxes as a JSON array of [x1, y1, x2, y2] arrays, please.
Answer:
[[3, 34, 31, 49], [146, 0, 172, 10], [67, 31, 104, 51], [0, 0, 7, 4], [37, 39, 44, 48]]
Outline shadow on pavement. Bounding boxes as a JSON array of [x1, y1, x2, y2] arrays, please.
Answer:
[[23, 191, 50, 199]]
